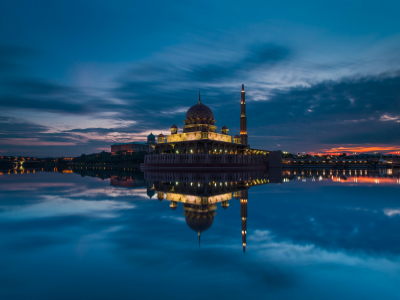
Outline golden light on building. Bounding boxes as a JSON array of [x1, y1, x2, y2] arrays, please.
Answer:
[[147, 85, 258, 156], [169, 201, 178, 210], [165, 192, 232, 204]]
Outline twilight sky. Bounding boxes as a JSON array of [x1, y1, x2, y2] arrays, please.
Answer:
[[1, 0, 400, 157]]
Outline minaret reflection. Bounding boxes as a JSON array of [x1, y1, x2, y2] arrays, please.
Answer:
[[240, 190, 248, 252]]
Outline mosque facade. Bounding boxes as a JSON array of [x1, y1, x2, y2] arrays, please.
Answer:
[[141, 85, 282, 170], [152, 85, 252, 155]]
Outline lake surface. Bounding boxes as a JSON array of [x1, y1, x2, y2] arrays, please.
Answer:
[[0, 168, 399, 299]]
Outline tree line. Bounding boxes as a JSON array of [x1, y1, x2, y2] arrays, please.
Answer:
[[72, 151, 147, 164]]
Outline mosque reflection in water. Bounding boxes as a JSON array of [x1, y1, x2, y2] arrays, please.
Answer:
[[108, 167, 399, 252], [111, 171, 282, 252]]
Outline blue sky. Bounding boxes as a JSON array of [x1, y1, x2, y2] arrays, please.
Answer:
[[1, 0, 400, 156]]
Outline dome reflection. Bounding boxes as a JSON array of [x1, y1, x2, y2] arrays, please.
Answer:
[[109, 170, 282, 252], [144, 171, 280, 252]]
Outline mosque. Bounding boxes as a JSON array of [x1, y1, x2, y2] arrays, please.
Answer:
[[151, 84, 254, 155], [141, 85, 282, 169]]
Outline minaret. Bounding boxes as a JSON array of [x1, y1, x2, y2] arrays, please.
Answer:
[[240, 189, 248, 253], [240, 84, 248, 145]]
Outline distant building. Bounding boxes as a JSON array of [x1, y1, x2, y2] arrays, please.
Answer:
[[111, 133, 156, 154], [346, 153, 400, 164], [56, 157, 74, 162]]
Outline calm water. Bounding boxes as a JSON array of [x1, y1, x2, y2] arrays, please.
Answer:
[[0, 168, 400, 299]]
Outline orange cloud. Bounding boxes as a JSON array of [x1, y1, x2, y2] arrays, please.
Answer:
[[332, 177, 398, 185], [312, 145, 400, 155]]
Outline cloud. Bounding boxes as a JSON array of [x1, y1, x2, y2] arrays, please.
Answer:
[[68, 187, 150, 199], [0, 196, 135, 220], [0, 116, 83, 152], [0, 138, 76, 146], [248, 230, 400, 272], [0, 182, 75, 191], [241, 72, 400, 149], [0, 116, 48, 137], [380, 114, 400, 122], [254, 72, 400, 124], [252, 184, 400, 256], [0, 45, 36, 73], [383, 209, 400, 217], [0, 79, 94, 114], [314, 145, 400, 154], [185, 43, 290, 82], [113, 43, 290, 109]]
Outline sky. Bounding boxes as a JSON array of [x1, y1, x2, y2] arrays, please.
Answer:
[[1, 0, 400, 157]]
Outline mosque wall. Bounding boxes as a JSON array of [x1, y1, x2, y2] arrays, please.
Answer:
[[144, 154, 267, 165], [144, 171, 267, 183], [165, 193, 232, 204], [164, 131, 232, 143]]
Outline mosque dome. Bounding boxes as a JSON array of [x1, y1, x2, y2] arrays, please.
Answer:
[[221, 201, 229, 209], [186, 103, 214, 120], [185, 214, 214, 233], [222, 125, 228, 129], [147, 132, 155, 140], [147, 189, 155, 199], [234, 135, 240, 138], [234, 191, 242, 200], [158, 133, 164, 138], [171, 124, 177, 129]]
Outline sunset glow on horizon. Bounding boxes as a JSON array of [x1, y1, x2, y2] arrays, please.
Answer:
[[311, 146, 400, 155]]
